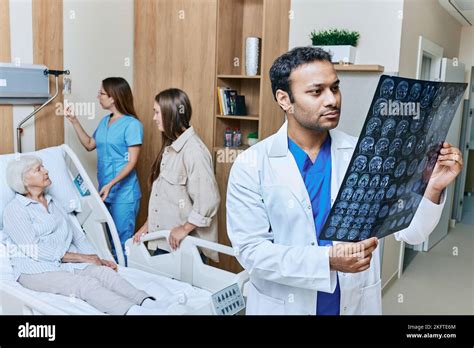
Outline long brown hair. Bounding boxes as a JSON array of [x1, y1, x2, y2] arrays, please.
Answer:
[[102, 77, 138, 118], [149, 88, 192, 187]]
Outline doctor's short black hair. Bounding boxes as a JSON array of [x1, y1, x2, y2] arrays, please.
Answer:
[[269, 46, 332, 103]]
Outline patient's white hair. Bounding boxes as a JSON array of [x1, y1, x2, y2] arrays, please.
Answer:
[[6, 155, 43, 194]]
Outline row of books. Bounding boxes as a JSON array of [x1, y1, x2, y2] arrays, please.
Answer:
[[217, 87, 247, 116]]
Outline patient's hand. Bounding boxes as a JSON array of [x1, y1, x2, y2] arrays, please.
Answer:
[[84, 254, 102, 266], [100, 259, 118, 272]]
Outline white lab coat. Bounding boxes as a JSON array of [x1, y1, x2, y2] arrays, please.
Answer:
[[226, 120, 446, 315]]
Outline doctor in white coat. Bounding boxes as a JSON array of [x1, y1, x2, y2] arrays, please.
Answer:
[[226, 47, 464, 315]]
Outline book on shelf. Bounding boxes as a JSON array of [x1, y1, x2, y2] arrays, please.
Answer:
[[217, 87, 247, 116]]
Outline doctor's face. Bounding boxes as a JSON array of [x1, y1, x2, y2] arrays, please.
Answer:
[[153, 101, 164, 132], [286, 60, 341, 132]]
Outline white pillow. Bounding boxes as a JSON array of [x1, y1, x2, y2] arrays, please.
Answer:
[[0, 146, 82, 230]]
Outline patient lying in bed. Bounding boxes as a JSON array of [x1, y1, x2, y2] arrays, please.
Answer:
[[2, 155, 161, 315]]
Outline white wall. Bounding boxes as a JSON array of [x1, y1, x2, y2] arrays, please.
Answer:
[[289, 0, 404, 137], [63, 0, 134, 186], [9, 0, 35, 153], [289, 0, 403, 72], [398, 0, 462, 78]]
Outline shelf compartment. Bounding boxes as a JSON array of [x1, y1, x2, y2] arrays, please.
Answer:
[[216, 0, 263, 76], [215, 117, 258, 148], [217, 77, 260, 116]]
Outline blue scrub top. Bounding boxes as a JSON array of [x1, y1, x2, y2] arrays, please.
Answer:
[[288, 135, 341, 315], [93, 114, 143, 204]]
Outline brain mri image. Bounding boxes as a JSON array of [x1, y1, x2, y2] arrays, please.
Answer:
[[321, 75, 466, 242], [389, 138, 403, 156], [415, 137, 426, 155], [378, 205, 389, 218], [364, 188, 376, 202], [407, 159, 418, 176], [420, 85, 435, 108], [354, 216, 365, 228], [375, 138, 390, 156], [380, 78, 395, 98], [394, 160, 407, 178], [359, 136, 375, 154], [369, 156, 383, 173], [359, 203, 370, 216], [366, 117, 382, 136], [380, 175, 390, 188], [373, 98, 388, 117], [352, 188, 365, 202], [352, 155, 368, 172], [402, 135, 417, 156], [369, 175, 380, 188], [396, 120, 409, 138], [341, 187, 354, 201], [410, 119, 423, 134], [386, 184, 397, 199], [336, 228, 348, 239], [325, 226, 337, 238], [395, 80, 409, 100], [383, 156, 396, 173], [346, 173, 359, 187], [405, 180, 415, 194], [348, 203, 360, 216], [341, 216, 354, 228], [381, 119, 396, 137], [348, 229, 359, 241], [358, 174, 370, 188], [397, 183, 406, 197], [374, 188, 385, 202], [334, 201, 349, 215], [409, 82, 422, 101], [330, 215, 342, 227]]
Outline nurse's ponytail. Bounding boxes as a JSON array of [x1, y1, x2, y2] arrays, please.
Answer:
[[102, 77, 139, 119]]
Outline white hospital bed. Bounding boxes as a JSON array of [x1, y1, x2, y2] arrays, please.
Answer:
[[0, 145, 248, 315]]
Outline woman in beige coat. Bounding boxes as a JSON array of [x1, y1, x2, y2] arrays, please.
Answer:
[[133, 88, 220, 262]]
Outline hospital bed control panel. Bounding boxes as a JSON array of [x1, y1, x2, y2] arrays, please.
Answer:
[[211, 283, 245, 315]]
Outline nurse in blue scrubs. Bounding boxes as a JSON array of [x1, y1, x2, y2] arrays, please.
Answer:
[[65, 77, 143, 262]]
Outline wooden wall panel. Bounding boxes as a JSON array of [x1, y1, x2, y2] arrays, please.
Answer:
[[32, 0, 64, 150], [0, 0, 14, 154], [134, 0, 218, 228], [259, 0, 290, 140]]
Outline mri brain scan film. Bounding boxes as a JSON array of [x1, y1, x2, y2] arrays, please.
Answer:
[[321, 75, 466, 242]]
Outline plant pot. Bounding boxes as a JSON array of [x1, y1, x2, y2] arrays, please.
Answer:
[[313, 45, 356, 64]]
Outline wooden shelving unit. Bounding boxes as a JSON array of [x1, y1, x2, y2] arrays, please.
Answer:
[[212, 0, 290, 273], [334, 64, 385, 72]]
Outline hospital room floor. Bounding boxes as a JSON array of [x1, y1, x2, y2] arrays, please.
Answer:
[[382, 213, 473, 315]]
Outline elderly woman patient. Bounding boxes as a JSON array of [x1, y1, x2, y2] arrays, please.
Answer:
[[3, 155, 159, 315]]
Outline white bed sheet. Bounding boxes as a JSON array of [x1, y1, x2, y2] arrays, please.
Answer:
[[1, 266, 212, 315]]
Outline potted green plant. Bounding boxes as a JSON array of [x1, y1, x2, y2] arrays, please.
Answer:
[[310, 28, 360, 64]]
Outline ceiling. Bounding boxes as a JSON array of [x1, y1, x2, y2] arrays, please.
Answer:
[[439, 0, 474, 26]]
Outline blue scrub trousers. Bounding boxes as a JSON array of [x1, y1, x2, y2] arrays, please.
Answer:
[[105, 199, 140, 265]]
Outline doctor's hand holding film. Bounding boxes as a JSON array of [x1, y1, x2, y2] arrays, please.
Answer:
[[424, 142, 463, 205], [328, 237, 378, 273]]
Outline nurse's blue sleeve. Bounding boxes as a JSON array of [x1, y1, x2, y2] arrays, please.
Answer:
[[125, 120, 144, 146]]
